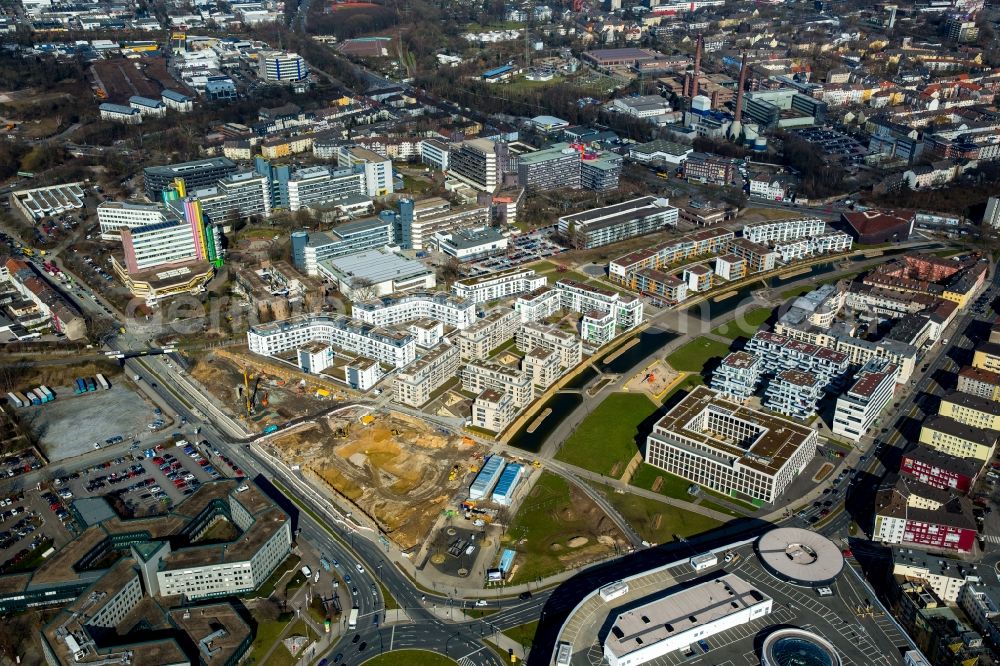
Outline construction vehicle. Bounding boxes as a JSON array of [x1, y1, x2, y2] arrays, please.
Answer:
[[391, 428, 400, 436], [315, 388, 330, 398], [360, 414, 375, 425], [242, 367, 262, 416], [334, 423, 350, 439], [448, 464, 461, 481], [532, 460, 542, 469], [263, 424, 279, 435]]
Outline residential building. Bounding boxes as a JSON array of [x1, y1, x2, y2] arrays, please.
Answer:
[[714, 254, 747, 282], [317, 248, 435, 298], [557, 196, 678, 249], [873, 477, 978, 552], [472, 388, 517, 432], [900, 446, 982, 493], [957, 366, 1000, 402], [247, 312, 416, 368], [939, 390, 1000, 431], [727, 238, 777, 273], [515, 322, 583, 368], [556, 279, 643, 332], [744, 331, 850, 388], [743, 218, 826, 245], [448, 138, 500, 192], [629, 268, 688, 304], [514, 286, 561, 323], [458, 308, 520, 360], [351, 291, 476, 330], [763, 369, 825, 420], [918, 415, 998, 462], [683, 264, 713, 292], [581, 310, 617, 346], [958, 585, 1000, 646], [892, 548, 982, 602], [452, 268, 547, 304], [522, 347, 560, 393], [289, 219, 395, 276], [645, 386, 819, 504], [420, 138, 451, 171], [973, 342, 1000, 373], [394, 343, 460, 407], [285, 166, 366, 211], [832, 358, 900, 442], [461, 361, 533, 408], [609, 228, 735, 282], [161, 89, 193, 112], [711, 351, 762, 401]]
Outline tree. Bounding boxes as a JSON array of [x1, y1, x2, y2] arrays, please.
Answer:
[[350, 277, 377, 302]]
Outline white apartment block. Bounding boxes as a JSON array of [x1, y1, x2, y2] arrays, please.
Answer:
[[515, 322, 583, 368], [744, 331, 850, 387], [774, 232, 854, 263], [742, 217, 826, 245], [407, 319, 444, 348], [258, 50, 308, 82], [522, 347, 560, 393], [645, 386, 819, 504], [515, 287, 561, 323], [352, 291, 476, 330], [833, 358, 899, 442], [813, 231, 853, 254], [774, 321, 916, 384], [420, 138, 451, 171], [582, 310, 617, 346], [471, 388, 517, 432], [763, 369, 825, 420], [247, 313, 416, 368], [711, 351, 762, 401], [555, 279, 643, 331], [461, 361, 533, 408], [394, 343, 461, 407], [458, 308, 520, 360], [97, 201, 167, 240], [192, 171, 273, 226], [959, 585, 1000, 645], [452, 268, 547, 304]]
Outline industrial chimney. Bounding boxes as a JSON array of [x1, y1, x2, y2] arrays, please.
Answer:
[[689, 34, 703, 98]]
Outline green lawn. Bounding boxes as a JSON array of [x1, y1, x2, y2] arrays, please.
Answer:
[[245, 612, 294, 665], [362, 650, 458, 665], [252, 554, 301, 599], [267, 619, 318, 666], [666, 337, 732, 373], [711, 307, 773, 339], [555, 392, 657, 478], [631, 464, 756, 513], [591, 483, 724, 544], [378, 578, 400, 611], [503, 620, 539, 648], [502, 472, 619, 583]]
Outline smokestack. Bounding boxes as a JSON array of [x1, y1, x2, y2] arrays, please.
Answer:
[[734, 52, 748, 123], [690, 34, 703, 98]]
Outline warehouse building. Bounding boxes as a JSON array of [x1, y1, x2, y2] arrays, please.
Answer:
[[317, 248, 436, 299]]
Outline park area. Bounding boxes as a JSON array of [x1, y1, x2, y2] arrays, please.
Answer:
[[666, 337, 732, 373], [711, 307, 773, 339], [501, 472, 627, 583], [554, 392, 658, 478], [267, 409, 486, 550]]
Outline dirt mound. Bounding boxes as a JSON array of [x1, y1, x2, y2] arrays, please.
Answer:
[[567, 536, 589, 548]]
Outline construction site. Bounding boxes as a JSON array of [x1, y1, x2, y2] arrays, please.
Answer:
[[188, 348, 349, 432], [266, 408, 487, 552]]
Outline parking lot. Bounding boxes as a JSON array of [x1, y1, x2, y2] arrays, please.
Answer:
[[790, 126, 868, 165], [45, 438, 230, 520], [25, 384, 165, 462], [464, 229, 566, 277], [0, 488, 75, 575]]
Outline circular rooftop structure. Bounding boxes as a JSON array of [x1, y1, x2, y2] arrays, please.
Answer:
[[755, 527, 844, 587], [762, 629, 843, 666]]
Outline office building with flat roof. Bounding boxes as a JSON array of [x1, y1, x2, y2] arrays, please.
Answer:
[[645, 386, 819, 504], [609, 228, 734, 282], [143, 157, 238, 199], [336, 145, 393, 197], [290, 219, 395, 276], [604, 574, 773, 666], [557, 196, 678, 250], [258, 50, 308, 82], [317, 248, 435, 298], [97, 201, 166, 240], [448, 138, 500, 192], [743, 217, 826, 244]]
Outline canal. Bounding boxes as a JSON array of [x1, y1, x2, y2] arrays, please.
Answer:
[[507, 392, 583, 452]]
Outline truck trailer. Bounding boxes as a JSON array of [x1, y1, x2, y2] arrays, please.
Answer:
[[75, 378, 86, 394], [38, 386, 54, 402], [6, 393, 22, 408], [96, 374, 110, 390]]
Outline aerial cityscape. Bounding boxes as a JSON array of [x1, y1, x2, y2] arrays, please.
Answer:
[[0, 0, 998, 664]]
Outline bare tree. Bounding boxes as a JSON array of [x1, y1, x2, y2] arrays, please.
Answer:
[[350, 277, 377, 302]]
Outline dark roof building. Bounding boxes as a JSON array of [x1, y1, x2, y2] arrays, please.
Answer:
[[842, 209, 915, 244]]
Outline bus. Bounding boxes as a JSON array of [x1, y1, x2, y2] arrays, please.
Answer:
[[348, 607, 359, 629]]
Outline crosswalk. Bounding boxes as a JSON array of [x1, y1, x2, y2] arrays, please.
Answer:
[[981, 534, 1000, 544]]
